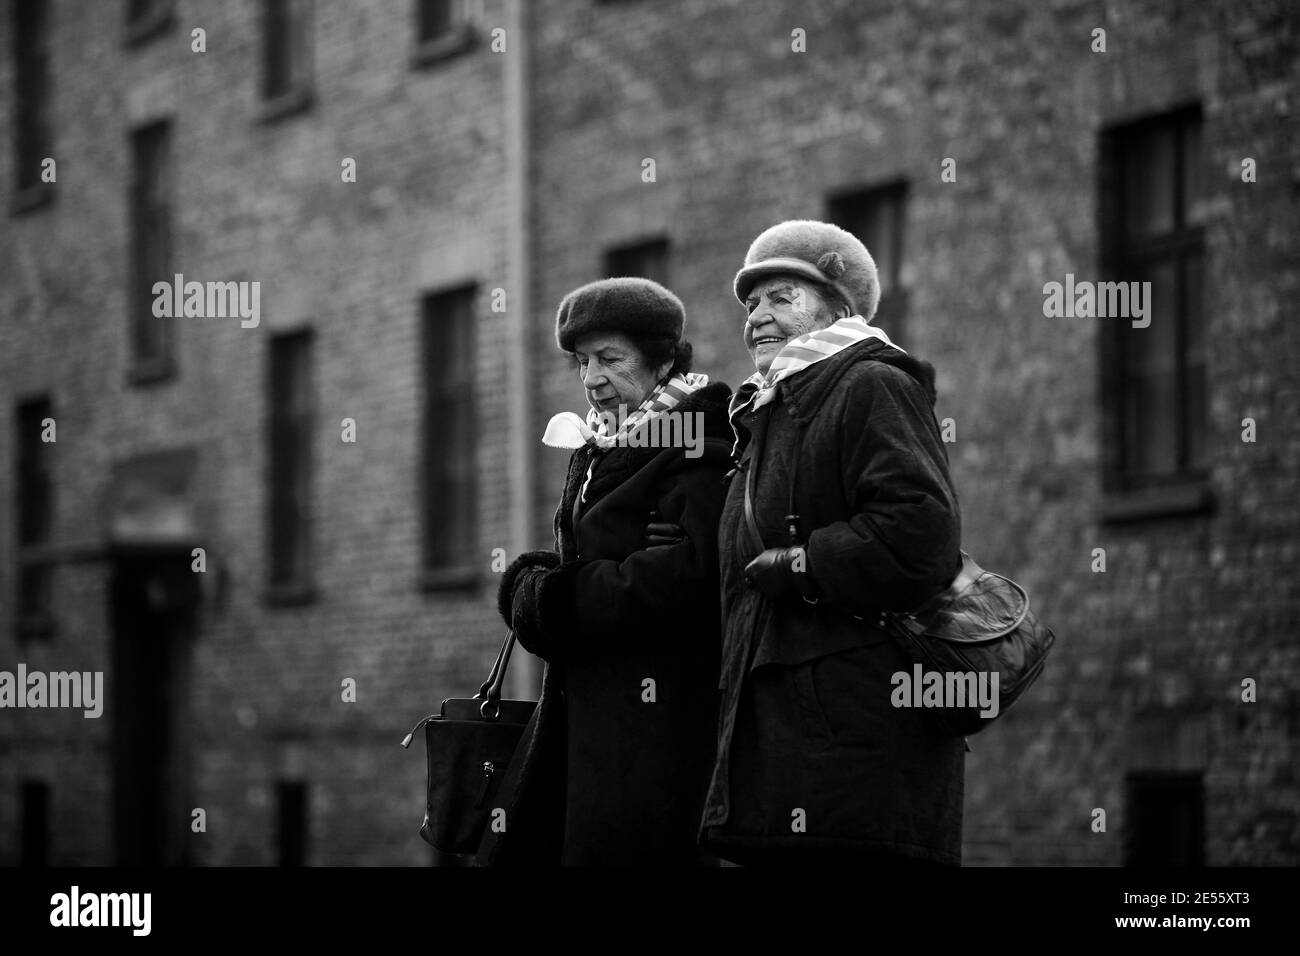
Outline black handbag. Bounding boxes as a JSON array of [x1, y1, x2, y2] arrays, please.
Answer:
[[878, 551, 1056, 737], [400, 629, 537, 861]]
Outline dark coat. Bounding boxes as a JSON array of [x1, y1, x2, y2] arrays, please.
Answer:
[[699, 338, 966, 866], [479, 380, 733, 866]]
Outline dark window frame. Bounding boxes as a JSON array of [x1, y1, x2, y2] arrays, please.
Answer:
[[15, 397, 56, 641], [411, 0, 475, 69], [11, 0, 55, 214], [826, 181, 910, 345], [123, 0, 175, 47], [127, 120, 176, 385], [21, 780, 50, 867], [276, 781, 308, 867], [603, 237, 671, 286], [420, 285, 480, 591], [266, 329, 317, 605], [1123, 770, 1205, 867], [257, 0, 315, 124], [1098, 105, 1212, 523]]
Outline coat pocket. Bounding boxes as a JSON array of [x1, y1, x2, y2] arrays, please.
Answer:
[[798, 640, 912, 747], [787, 662, 834, 747]]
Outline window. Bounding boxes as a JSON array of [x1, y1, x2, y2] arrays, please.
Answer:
[[124, 0, 173, 45], [276, 781, 307, 867], [418, 0, 453, 40], [1100, 107, 1208, 513], [421, 286, 478, 587], [412, 0, 473, 67], [129, 121, 174, 383], [12, 0, 53, 212], [259, 0, 313, 120], [1124, 771, 1204, 866], [827, 182, 909, 344], [16, 397, 54, 640], [604, 237, 670, 287], [267, 331, 315, 602], [21, 781, 50, 867]]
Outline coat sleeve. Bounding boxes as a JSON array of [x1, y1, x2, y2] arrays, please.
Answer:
[[540, 439, 730, 648], [804, 363, 962, 612]]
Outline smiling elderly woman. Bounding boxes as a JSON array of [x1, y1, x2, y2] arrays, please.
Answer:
[[698, 220, 966, 868], [478, 277, 733, 867]]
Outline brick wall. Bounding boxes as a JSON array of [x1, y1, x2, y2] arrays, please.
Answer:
[[527, 0, 1299, 865], [0, 0, 1295, 866], [0, 0, 516, 866]]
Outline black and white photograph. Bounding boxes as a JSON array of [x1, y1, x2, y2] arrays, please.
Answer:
[[0, 0, 1295, 939]]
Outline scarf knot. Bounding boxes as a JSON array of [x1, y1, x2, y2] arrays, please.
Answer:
[[542, 372, 710, 451]]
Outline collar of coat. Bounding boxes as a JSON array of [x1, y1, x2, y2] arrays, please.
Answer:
[[570, 380, 735, 492], [728, 338, 939, 460], [555, 380, 736, 560]]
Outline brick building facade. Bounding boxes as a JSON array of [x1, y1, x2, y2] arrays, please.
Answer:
[[1, 0, 1296, 865]]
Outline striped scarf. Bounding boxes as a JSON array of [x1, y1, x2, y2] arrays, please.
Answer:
[[728, 315, 902, 455], [543, 371, 710, 451]]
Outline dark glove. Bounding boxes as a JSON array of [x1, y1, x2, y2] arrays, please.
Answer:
[[743, 546, 819, 601], [646, 521, 686, 548], [497, 550, 561, 627], [509, 565, 559, 660]]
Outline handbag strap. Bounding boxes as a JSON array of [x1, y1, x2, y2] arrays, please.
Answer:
[[474, 630, 518, 720], [743, 456, 767, 555], [742, 408, 771, 555], [743, 398, 818, 555]]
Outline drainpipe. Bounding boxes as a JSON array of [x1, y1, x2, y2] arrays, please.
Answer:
[[503, 0, 537, 697]]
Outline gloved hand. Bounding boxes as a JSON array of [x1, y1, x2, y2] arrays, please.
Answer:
[[646, 521, 686, 548], [497, 551, 563, 658], [743, 546, 819, 601], [509, 565, 560, 660]]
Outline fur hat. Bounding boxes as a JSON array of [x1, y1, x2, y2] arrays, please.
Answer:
[[734, 220, 880, 320], [555, 277, 686, 352]]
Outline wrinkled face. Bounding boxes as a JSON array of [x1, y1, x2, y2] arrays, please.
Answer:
[[743, 275, 844, 376], [572, 331, 670, 415]]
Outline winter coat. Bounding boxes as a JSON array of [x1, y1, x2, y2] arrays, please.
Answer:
[[699, 338, 965, 866], [478, 380, 733, 866]]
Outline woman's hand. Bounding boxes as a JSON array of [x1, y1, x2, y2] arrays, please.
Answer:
[[497, 550, 562, 629], [509, 566, 560, 660], [645, 508, 686, 548], [645, 521, 686, 548], [744, 546, 819, 601]]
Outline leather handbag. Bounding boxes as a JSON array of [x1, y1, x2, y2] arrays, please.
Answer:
[[400, 630, 537, 861], [878, 551, 1056, 737]]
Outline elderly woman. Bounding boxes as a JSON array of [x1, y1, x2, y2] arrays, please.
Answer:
[[478, 277, 733, 866], [698, 220, 965, 867]]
